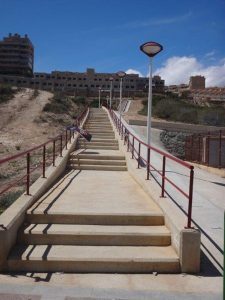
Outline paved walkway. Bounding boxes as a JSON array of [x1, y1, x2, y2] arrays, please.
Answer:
[[128, 121, 224, 274]]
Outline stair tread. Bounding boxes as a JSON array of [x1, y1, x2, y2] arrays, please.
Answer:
[[22, 224, 170, 236], [8, 245, 179, 261]]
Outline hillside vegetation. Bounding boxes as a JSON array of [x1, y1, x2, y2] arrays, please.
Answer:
[[139, 93, 225, 126], [0, 84, 17, 103]]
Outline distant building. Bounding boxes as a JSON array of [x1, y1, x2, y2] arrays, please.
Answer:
[[0, 68, 165, 96], [189, 75, 205, 90], [0, 33, 34, 77]]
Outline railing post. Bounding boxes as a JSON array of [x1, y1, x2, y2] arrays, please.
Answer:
[[132, 136, 134, 159], [190, 135, 193, 161], [187, 166, 194, 228], [60, 135, 63, 157], [124, 129, 126, 145], [219, 130, 222, 169], [42, 145, 46, 178], [26, 152, 30, 195], [198, 134, 201, 163], [53, 140, 56, 166], [65, 130, 68, 150], [138, 142, 141, 168], [127, 133, 129, 152], [161, 155, 166, 197], [147, 148, 150, 180], [69, 130, 72, 143], [121, 124, 124, 140], [207, 131, 210, 166]]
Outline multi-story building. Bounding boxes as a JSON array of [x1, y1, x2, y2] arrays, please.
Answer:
[[0, 68, 165, 96], [0, 33, 34, 77], [189, 75, 205, 90]]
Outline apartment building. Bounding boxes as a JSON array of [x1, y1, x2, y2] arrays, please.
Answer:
[[189, 75, 205, 90], [0, 33, 34, 77], [0, 68, 165, 96]]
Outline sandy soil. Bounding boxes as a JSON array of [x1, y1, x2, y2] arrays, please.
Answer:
[[0, 89, 57, 158]]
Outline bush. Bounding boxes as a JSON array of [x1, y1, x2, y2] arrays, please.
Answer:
[[0, 190, 23, 213], [43, 95, 73, 114], [0, 84, 15, 103], [139, 94, 225, 126]]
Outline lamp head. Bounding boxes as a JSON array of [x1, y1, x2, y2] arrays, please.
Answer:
[[140, 41, 163, 58], [116, 71, 126, 78]]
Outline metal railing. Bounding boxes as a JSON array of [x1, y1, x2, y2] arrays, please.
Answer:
[[109, 109, 195, 228], [0, 107, 88, 203]]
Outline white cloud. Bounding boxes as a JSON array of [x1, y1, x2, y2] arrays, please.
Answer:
[[126, 68, 143, 77], [154, 56, 225, 87], [118, 12, 192, 29]]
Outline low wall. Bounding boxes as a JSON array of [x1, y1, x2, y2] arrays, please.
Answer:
[[0, 109, 89, 270], [106, 109, 200, 273]]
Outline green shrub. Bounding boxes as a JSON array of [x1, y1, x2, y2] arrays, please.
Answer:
[[0, 190, 23, 213], [0, 84, 15, 103], [43, 96, 72, 114], [139, 94, 225, 126]]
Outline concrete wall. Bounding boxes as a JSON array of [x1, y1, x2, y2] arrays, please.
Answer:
[[0, 109, 89, 270], [106, 108, 200, 273]]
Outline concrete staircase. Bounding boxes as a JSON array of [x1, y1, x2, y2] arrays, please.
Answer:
[[6, 108, 180, 273], [69, 108, 127, 171]]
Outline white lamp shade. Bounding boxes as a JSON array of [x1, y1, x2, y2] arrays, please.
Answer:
[[116, 71, 126, 78], [140, 41, 163, 57]]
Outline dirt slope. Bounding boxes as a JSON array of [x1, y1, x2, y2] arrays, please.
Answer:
[[0, 89, 59, 159]]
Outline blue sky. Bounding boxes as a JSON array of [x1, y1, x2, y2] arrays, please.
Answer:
[[0, 0, 225, 86]]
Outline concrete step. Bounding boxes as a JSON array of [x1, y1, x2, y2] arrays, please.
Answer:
[[26, 212, 165, 226], [78, 145, 119, 150], [79, 141, 118, 146], [85, 126, 112, 130], [71, 154, 125, 160], [86, 138, 117, 142], [19, 224, 171, 246], [7, 245, 180, 273], [70, 159, 126, 166], [82, 135, 115, 139], [71, 165, 127, 171], [86, 130, 114, 133]]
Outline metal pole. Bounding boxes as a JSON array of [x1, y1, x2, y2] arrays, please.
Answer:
[[110, 80, 112, 109], [147, 57, 153, 146], [119, 78, 122, 123], [42, 145, 46, 178], [98, 89, 101, 108], [187, 167, 194, 228], [26, 152, 30, 195], [161, 156, 166, 197]]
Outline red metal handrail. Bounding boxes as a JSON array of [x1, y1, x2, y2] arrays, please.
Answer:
[[109, 109, 194, 228], [0, 107, 88, 202]]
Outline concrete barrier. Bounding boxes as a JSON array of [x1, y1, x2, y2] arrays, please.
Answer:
[[0, 109, 89, 270]]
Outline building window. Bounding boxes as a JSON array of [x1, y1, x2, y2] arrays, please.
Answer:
[[73, 84, 76, 87], [91, 85, 94, 87]]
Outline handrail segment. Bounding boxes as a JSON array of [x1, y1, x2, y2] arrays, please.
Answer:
[[0, 107, 88, 201], [109, 109, 194, 228]]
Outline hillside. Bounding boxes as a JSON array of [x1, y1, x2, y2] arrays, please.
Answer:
[[0, 88, 82, 159]]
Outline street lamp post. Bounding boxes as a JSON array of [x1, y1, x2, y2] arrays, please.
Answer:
[[109, 77, 113, 109], [116, 71, 126, 126], [140, 41, 163, 146], [98, 87, 101, 108]]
